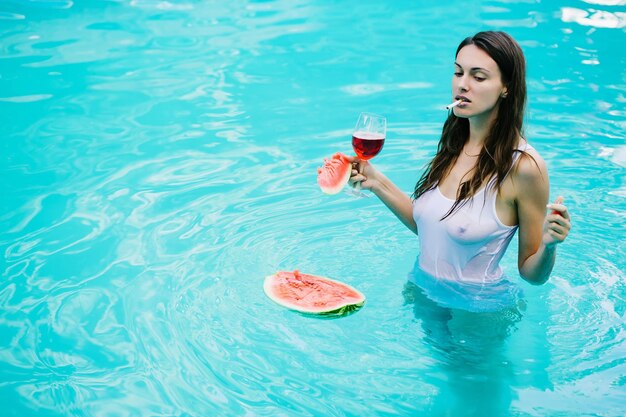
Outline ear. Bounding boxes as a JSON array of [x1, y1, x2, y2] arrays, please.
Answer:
[[501, 89, 508, 98]]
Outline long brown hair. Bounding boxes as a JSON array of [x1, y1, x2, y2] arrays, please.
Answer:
[[412, 31, 528, 219]]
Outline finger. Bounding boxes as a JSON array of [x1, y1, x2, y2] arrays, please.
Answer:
[[547, 221, 568, 235], [350, 174, 366, 183], [546, 222, 567, 237], [548, 219, 571, 238], [547, 228, 567, 242], [547, 213, 570, 227], [547, 202, 570, 220], [548, 232, 565, 243], [545, 223, 570, 236], [549, 205, 570, 220], [547, 196, 564, 211], [549, 196, 570, 215]]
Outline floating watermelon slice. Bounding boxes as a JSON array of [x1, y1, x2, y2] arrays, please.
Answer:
[[264, 270, 365, 316], [317, 152, 351, 194]]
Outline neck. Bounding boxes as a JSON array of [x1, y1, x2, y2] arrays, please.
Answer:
[[467, 107, 498, 147]]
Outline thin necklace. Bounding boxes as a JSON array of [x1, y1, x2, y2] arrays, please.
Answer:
[[463, 148, 481, 157]]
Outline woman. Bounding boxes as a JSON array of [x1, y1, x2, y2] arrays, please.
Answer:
[[349, 31, 571, 286]]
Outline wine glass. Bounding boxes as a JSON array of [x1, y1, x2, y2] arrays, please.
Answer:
[[350, 112, 386, 196]]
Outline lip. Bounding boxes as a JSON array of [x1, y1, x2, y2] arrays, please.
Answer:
[[455, 95, 471, 103]]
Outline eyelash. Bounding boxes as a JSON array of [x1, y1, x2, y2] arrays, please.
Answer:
[[454, 72, 486, 82]]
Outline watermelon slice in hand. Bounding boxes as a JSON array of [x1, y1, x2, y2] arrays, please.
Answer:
[[317, 152, 352, 194], [264, 270, 365, 316]]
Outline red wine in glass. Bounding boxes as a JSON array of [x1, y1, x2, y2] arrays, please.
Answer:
[[350, 112, 387, 197], [352, 131, 385, 160]]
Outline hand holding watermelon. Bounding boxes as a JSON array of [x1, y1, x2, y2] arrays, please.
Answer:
[[316, 152, 352, 194], [317, 113, 386, 196], [316, 152, 383, 195], [347, 156, 381, 192]]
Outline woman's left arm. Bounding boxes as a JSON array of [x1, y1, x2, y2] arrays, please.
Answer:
[[515, 152, 572, 285]]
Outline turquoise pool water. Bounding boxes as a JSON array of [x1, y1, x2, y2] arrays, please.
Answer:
[[1, 1, 625, 416]]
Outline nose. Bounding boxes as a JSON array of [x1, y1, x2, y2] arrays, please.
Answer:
[[457, 75, 469, 93]]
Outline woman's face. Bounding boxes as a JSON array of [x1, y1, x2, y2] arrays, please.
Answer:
[[452, 44, 506, 120]]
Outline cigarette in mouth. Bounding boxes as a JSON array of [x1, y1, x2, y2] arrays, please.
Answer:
[[446, 99, 463, 110]]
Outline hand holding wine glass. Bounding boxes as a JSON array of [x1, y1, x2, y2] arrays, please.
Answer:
[[351, 112, 386, 196]]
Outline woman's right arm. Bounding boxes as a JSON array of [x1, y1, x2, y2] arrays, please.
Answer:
[[348, 157, 417, 234]]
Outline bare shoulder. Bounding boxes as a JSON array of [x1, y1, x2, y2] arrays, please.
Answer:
[[508, 144, 549, 209], [513, 146, 548, 186]]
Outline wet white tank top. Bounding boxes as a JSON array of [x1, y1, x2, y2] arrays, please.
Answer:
[[412, 145, 531, 283]]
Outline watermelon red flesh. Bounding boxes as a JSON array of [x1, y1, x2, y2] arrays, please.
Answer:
[[317, 152, 351, 195], [264, 270, 365, 314]]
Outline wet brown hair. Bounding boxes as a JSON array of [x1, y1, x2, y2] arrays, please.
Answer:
[[412, 31, 528, 219]]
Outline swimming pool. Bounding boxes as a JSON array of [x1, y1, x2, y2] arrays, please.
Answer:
[[1, 0, 625, 415]]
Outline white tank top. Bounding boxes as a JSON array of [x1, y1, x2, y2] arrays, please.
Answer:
[[412, 146, 530, 284]]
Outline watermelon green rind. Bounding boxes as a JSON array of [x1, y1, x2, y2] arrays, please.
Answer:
[[264, 270, 365, 315], [317, 152, 352, 195]]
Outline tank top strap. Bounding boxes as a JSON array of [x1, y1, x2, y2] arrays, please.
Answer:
[[486, 140, 533, 191], [510, 140, 534, 174]]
